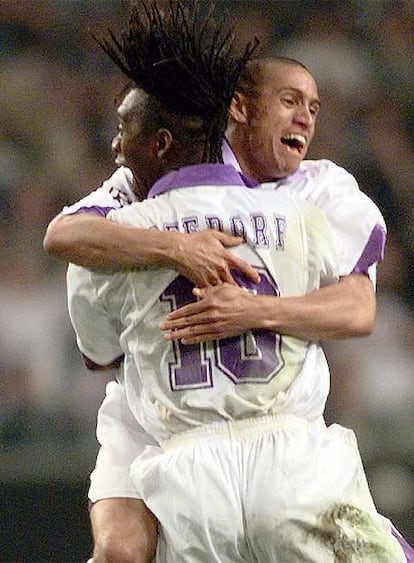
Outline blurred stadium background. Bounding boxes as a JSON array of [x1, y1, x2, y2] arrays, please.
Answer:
[[0, 0, 413, 560]]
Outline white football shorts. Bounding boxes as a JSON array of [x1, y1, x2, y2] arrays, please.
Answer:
[[89, 381, 157, 502], [130, 414, 405, 563]]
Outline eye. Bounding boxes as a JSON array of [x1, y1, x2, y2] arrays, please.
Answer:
[[282, 96, 295, 107], [309, 105, 319, 117]]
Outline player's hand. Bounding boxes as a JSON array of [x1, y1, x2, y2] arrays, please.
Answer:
[[160, 284, 257, 344], [169, 230, 260, 287]]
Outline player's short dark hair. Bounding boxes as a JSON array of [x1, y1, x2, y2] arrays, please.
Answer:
[[95, 0, 258, 162], [237, 56, 313, 99]]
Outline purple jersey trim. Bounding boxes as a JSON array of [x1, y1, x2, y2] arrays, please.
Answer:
[[70, 206, 115, 218], [148, 163, 259, 199], [352, 223, 386, 274], [392, 524, 414, 562]]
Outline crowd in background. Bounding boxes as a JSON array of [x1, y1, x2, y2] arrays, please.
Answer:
[[1, 0, 413, 549]]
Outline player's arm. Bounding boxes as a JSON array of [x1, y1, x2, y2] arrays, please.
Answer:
[[45, 211, 188, 271], [160, 272, 375, 343], [44, 212, 259, 286], [161, 167, 386, 343]]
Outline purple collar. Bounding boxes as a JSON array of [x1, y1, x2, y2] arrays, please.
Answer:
[[148, 163, 258, 199]]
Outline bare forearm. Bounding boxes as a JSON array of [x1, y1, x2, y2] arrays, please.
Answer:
[[44, 213, 259, 285], [44, 214, 176, 270], [161, 274, 376, 344], [254, 274, 376, 340]]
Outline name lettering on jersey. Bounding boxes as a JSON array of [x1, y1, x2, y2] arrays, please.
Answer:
[[162, 213, 287, 251], [108, 186, 131, 207], [274, 215, 286, 250], [164, 223, 179, 231], [252, 213, 269, 248], [205, 216, 224, 231], [230, 215, 246, 239], [182, 216, 199, 233]]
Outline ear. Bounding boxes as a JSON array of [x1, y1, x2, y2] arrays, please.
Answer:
[[229, 92, 249, 124], [154, 128, 173, 159]]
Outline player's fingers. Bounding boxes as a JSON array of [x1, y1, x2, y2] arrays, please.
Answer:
[[213, 232, 244, 247], [181, 326, 231, 344], [163, 325, 211, 342], [193, 287, 207, 299], [229, 256, 260, 284], [196, 271, 220, 288], [160, 312, 210, 331], [164, 329, 189, 341], [162, 300, 210, 322], [160, 308, 210, 331], [217, 265, 238, 286], [202, 267, 236, 287]]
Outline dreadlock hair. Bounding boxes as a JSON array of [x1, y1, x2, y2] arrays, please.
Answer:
[[94, 0, 259, 162]]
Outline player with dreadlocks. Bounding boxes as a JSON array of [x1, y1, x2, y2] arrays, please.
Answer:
[[66, 1, 406, 562], [96, 0, 257, 167]]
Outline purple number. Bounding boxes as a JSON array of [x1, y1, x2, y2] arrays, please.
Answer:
[[161, 278, 213, 390], [161, 270, 284, 391], [214, 269, 284, 384]]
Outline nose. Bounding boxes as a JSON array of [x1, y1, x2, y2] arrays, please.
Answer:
[[294, 104, 313, 127], [112, 132, 121, 154]]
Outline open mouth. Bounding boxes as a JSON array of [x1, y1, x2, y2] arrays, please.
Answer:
[[281, 133, 306, 153]]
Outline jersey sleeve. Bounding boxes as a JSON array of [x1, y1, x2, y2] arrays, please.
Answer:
[[307, 161, 386, 282], [61, 167, 136, 217], [89, 380, 158, 502], [66, 264, 123, 367]]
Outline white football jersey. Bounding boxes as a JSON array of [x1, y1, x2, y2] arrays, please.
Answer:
[[271, 159, 386, 284], [62, 150, 385, 284], [68, 163, 339, 444]]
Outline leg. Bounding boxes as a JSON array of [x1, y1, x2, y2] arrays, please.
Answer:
[[90, 498, 158, 563]]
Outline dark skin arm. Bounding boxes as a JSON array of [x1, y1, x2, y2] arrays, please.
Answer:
[[160, 273, 376, 343], [43, 213, 260, 287]]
